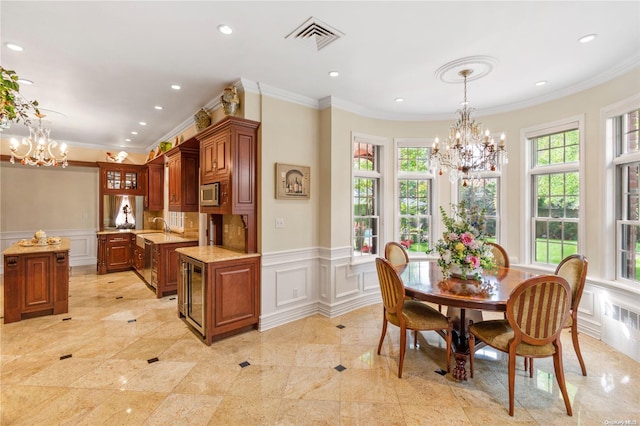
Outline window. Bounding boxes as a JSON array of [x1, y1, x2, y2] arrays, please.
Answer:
[[459, 177, 499, 242], [614, 108, 640, 282], [353, 137, 382, 257], [396, 143, 433, 253], [528, 124, 581, 265]]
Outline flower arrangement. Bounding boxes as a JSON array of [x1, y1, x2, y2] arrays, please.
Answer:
[[432, 201, 496, 280]]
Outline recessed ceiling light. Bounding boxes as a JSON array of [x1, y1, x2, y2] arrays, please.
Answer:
[[579, 34, 597, 43], [218, 24, 233, 35], [171, 84, 181, 90], [17, 79, 33, 85], [5, 43, 23, 51], [124, 138, 131, 142], [131, 131, 138, 135], [535, 80, 547, 86], [139, 121, 147, 126], [154, 105, 163, 110], [395, 98, 404, 103], [328, 71, 339, 77]]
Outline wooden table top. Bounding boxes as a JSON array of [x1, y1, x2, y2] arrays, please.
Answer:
[[399, 260, 538, 311]]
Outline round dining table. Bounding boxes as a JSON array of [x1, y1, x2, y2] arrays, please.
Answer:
[[398, 259, 537, 380]]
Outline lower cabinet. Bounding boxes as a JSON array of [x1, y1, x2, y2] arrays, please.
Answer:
[[178, 253, 260, 345], [151, 241, 198, 298], [3, 248, 69, 324], [97, 233, 134, 274]]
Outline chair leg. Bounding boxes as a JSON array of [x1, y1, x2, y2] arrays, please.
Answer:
[[468, 333, 475, 379], [398, 326, 407, 378], [414, 330, 419, 349], [377, 316, 388, 355], [508, 350, 517, 416], [552, 346, 573, 416], [571, 324, 587, 376]]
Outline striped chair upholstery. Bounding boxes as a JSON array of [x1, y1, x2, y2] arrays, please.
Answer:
[[468, 275, 573, 417], [375, 257, 452, 378]]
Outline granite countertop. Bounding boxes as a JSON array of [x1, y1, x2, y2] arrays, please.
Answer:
[[4, 237, 71, 256], [139, 233, 198, 245], [175, 246, 261, 263]]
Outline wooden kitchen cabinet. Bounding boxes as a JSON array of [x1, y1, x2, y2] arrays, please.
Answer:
[[200, 130, 230, 183], [97, 233, 133, 274], [98, 162, 146, 196], [3, 240, 70, 323], [177, 252, 260, 345], [151, 241, 198, 298], [166, 140, 199, 212], [146, 162, 164, 211]]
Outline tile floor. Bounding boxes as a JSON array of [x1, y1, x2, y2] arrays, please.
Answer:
[[1, 266, 639, 425]]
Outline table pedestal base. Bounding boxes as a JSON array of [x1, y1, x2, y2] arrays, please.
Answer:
[[453, 353, 468, 381]]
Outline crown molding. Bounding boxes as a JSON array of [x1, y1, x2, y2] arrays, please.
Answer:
[[257, 82, 320, 109]]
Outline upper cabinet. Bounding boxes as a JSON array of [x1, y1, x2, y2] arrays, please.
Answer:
[[197, 116, 260, 215], [166, 138, 199, 212], [98, 162, 146, 196], [146, 161, 164, 211]]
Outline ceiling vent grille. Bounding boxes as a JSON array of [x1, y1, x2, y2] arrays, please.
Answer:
[[286, 17, 344, 51]]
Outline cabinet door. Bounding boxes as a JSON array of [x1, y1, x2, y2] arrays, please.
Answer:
[[182, 152, 199, 211], [23, 255, 54, 313], [107, 237, 130, 270], [146, 164, 164, 211], [167, 155, 181, 210], [213, 131, 230, 179], [212, 259, 258, 331], [201, 138, 216, 184]]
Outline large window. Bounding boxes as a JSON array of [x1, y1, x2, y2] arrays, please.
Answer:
[[397, 144, 433, 253], [353, 139, 382, 257], [614, 108, 640, 282], [529, 126, 581, 265], [459, 177, 499, 242]]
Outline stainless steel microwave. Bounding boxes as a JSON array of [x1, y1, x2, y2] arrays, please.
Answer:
[[200, 183, 219, 206]]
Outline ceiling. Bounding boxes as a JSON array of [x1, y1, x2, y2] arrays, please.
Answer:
[[1, 1, 639, 153]]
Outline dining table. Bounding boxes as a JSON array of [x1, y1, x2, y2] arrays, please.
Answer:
[[398, 259, 537, 380]]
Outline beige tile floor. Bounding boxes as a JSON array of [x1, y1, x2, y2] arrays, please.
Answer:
[[1, 266, 639, 425]]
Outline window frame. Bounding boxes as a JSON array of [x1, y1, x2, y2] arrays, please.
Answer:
[[351, 132, 388, 263], [394, 138, 438, 259], [522, 115, 585, 266]]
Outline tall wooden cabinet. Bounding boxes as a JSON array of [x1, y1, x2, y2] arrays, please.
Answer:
[[197, 116, 260, 253], [146, 161, 164, 211], [166, 139, 199, 212]]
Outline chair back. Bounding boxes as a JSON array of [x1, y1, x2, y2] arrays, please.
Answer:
[[375, 257, 406, 315], [506, 275, 571, 346], [385, 242, 410, 267], [487, 242, 509, 268], [555, 254, 588, 311]]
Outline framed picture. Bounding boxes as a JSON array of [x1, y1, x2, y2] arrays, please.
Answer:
[[276, 163, 310, 200]]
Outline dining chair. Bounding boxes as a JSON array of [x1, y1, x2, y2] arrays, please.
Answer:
[[487, 242, 510, 268], [384, 241, 410, 267], [525, 254, 589, 377], [375, 257, 452, 378], [468, 275, 573, 417]]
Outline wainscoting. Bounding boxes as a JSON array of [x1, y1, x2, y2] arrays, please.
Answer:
[[0, 228, 98, 275]]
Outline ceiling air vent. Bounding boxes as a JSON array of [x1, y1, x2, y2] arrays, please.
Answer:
[[286, 17, 344, 51]]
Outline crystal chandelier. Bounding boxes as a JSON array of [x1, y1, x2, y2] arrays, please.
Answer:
[[429, 69, 507, 185], [9, 114, 68, 168]]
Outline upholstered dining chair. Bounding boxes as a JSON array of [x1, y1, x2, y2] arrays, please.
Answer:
[[525, 254, 589, 377], [384, 241, 410, 267], [375, 257, 452, 378], [468, 275, 573, 417], [487, 242, 510, 268]]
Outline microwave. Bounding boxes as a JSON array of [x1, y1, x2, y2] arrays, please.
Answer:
[[200, 183, 220, 206]]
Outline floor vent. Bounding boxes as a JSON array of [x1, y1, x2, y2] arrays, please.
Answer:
[[604, 302, 639, 330], [286, 17, 344, 51]]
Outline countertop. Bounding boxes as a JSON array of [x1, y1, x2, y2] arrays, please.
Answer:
[[97, 229, 163, 235], [139, 233, 198, 245], [175, 246, 261, 263], [4, 237, 71, 256]]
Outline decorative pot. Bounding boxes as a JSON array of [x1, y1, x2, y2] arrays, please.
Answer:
[[449, 264, 481, 280], [221, 86, 240, 116], [194, 108, 211, 131]]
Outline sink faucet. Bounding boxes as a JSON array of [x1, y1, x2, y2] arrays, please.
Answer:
[[153, 217, 171, 233]]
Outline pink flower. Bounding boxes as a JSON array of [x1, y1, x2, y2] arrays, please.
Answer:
[[460, 232, 474, 246], [466, 255, 480, 269]]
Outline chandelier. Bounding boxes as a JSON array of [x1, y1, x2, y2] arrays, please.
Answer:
[[429, 69, 507, 185], [9, 114, 68, 168]]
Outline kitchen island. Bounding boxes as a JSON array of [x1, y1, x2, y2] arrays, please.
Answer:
[[3, 238, 71, 323], [176, 246, 261, 345]]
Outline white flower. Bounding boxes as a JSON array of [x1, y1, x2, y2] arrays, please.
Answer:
[[442, 250, 452, 264]]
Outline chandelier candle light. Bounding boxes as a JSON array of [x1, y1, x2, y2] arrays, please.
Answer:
[[9, 113, 68, 168], [430, 69, 507, 186]]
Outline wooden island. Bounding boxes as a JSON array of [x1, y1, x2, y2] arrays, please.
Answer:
[[3, 238, 70, 324]]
